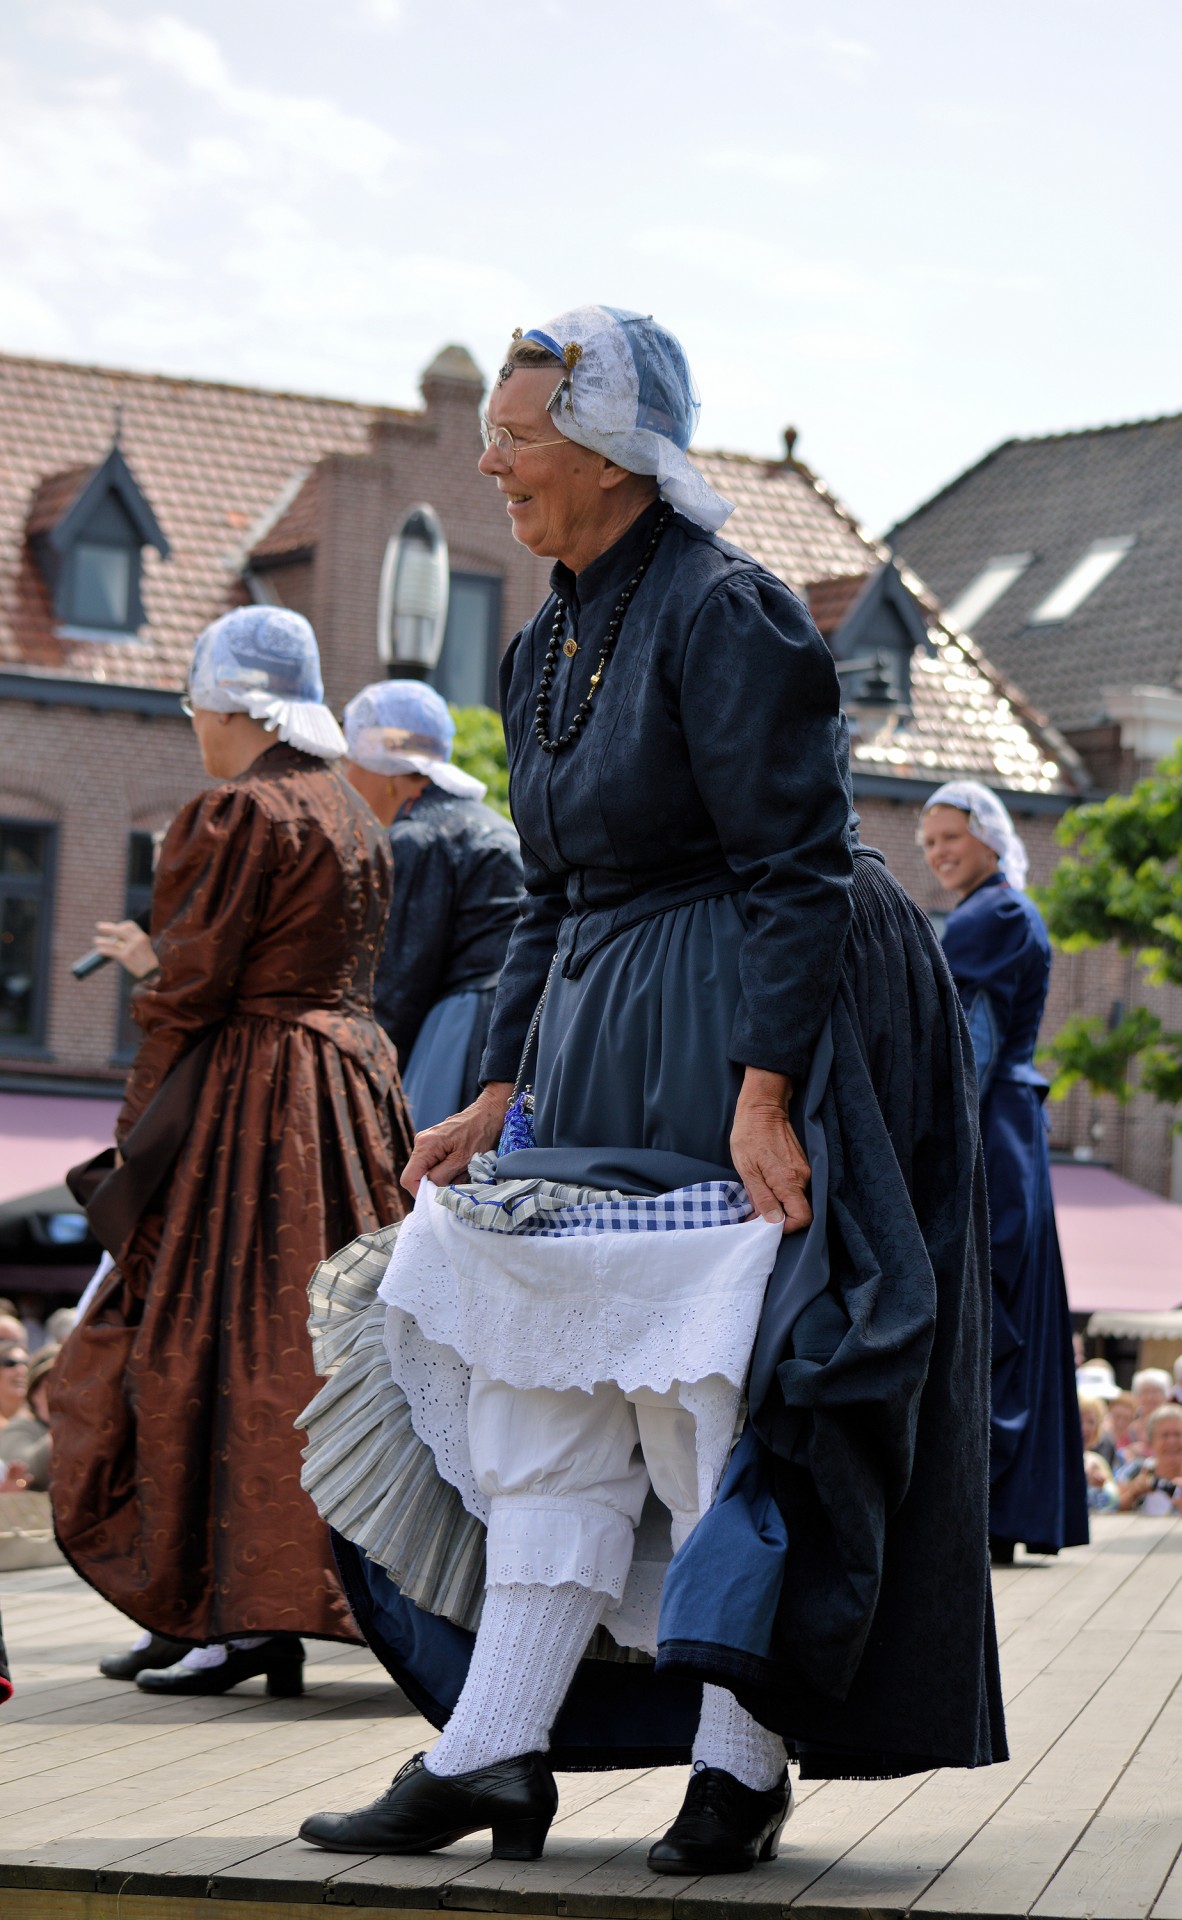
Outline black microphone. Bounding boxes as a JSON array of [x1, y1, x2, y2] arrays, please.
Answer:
[[71, 908, 153, 982]]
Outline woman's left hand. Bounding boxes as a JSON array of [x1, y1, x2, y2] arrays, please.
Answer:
[[731, 1066, 812, 1234]]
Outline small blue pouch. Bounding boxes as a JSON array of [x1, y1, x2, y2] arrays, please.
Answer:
[[495, 958, 554, 1158]]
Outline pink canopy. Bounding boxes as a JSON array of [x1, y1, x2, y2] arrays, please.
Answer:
[[1050, 1162, 1182, 1315], [0, 1091, 122, 1206]]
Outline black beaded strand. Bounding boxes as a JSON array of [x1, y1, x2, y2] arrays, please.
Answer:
[[534, 505, 672, 755]]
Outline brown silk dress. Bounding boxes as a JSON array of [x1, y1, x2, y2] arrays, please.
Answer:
[[52, 744, 412, 1644]]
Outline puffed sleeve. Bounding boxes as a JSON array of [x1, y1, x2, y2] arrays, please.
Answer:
[[941, 888, 1029, 1096], [117, 784, 273, 1139], [679, 571, 855, 1079]]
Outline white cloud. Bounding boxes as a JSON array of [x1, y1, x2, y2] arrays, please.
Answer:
[[706, 147, 827, 187]]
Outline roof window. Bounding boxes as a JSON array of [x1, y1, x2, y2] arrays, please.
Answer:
[[27, 439, 168, 639], [1029, 537, 1134, 624], [944, 554, 1032, 632]]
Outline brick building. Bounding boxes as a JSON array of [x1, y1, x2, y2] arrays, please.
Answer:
[[0, 344, 1173, 1308]]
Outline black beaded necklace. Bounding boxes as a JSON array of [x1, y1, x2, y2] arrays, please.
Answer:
[[534, 504, 672, 756]]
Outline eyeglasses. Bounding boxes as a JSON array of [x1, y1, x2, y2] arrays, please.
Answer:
[[0, 1356, 27, 1369], [479, 418, 571, 469], [180, 696, 194, 719]]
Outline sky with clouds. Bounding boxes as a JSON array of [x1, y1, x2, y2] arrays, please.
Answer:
[[0, 0, 1178, 530]]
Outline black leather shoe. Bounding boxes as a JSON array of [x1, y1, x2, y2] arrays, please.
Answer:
[[989, 1536, 1016, 1566], [648, 1763, 793, 1875], [99, 1635, 192, 1681], [299, 1750, 558, 1859], [136, 1638, 304, 1697]]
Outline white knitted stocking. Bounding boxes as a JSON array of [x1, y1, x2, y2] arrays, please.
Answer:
[[693, 1682, 788, 1791], [425, 1581, 605, 1777]]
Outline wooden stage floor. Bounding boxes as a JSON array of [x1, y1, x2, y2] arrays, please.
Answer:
[[0, 1512, 1179, 1920]]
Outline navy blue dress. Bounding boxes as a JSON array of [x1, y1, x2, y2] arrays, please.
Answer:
[[335, 502, 1005, 1779], [942, 875, 1088, 1553]]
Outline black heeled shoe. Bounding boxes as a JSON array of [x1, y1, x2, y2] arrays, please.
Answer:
[[648, 1763, 793, 1875], [99, 1634, 192, 1681], [298, 1750, 558, 1859], [135, 1637, 305, 1697]]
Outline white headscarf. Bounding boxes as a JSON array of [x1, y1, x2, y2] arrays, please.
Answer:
[[921, 780, 1029, 890], [189, 607, 346, 760], [343, 681, 486, 799], [519, 305, 734, 534]]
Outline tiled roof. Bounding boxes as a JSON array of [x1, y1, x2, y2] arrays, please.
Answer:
[[25, 465, 93, 539], [0, 353, 392, 690], [689, 448, 1082, 794], [689, 448, 876, 589], [850, 563, 1085, 795], [805, 572, 872, 637], [891, 414, 1182, 734], [250, 467, 321, 563]]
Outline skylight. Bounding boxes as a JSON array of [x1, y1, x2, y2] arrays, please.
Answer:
[[944, 554, 1032, 632], [1029, 536, 1135, 624]]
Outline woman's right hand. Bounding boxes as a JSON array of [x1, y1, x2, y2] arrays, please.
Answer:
[[401, 1082, 514, 1196], [94, 921, 159, 980]]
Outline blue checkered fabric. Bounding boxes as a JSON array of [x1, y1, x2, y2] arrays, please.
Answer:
[[437, 1166, 754, 1237]]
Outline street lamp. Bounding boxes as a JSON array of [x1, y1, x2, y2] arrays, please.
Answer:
[[377, 504, 450, 679], [834, 651, 904, 735]]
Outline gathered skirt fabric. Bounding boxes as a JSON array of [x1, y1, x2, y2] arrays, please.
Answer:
[[52, 1012, 409, 1645]]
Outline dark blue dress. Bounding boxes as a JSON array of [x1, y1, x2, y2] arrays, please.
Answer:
[[335, 503, 1005, 1779], [942, 875, 1088, 1553]]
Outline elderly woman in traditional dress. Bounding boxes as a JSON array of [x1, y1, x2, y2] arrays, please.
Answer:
[[920, 782, 1088, 1564], [52, 608, 411, 1695], [299, 309, 1005, 1871]]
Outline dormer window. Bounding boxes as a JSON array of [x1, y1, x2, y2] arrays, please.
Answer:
[[27, 440, 169, 640]]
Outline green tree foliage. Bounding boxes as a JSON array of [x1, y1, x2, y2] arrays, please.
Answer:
[[449, 704, 510, 818], [1036, 746, 1182, 1114]]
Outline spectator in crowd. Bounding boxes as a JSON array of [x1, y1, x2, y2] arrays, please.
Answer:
[[1083, 1452, 1119, 1513], [1116, 1404, 1182, 1514], [1098, 1392, 1137, 1468], [1130, 1369, 1173, 1454], [342, 681, 524, 1132], [1078, 1396, 1106, 1457], [52, 606, 412, 1697], [0, 1314, 26, 1349], [0, 1345, 57, 1490], [0, 1343, 30, 1430], [43, 1308, 76, 1348], [1076, 1359, 1118, 1400]]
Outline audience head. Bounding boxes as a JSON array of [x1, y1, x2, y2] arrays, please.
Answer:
[[44, 1307, 77, 1347], [1103, 1393, 1136, 1448], [1146, 1403, 1182, 1473], [0, 1314, 24, 1346], [0, 1340, 30, 1420], [25, 1346, 59, 1427], [1078, 1396, 1106, 1452], [1132, 1369, 1172, 1418]]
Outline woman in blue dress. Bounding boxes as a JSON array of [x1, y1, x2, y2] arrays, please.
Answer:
[[920, 782, 1088, 1563]]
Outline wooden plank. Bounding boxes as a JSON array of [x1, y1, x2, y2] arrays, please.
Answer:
[[911, 1628, 1182, 1917], [1032, 1674, 1182, 1919], [1152, 1849, 1182, 1920], [1085, 1527, 1182, 1638]]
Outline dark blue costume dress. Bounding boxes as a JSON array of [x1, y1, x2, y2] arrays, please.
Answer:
[[333, 502, 1006, 1779], [942, 875, 1088, 1555], [375, 787, 523, 1129]]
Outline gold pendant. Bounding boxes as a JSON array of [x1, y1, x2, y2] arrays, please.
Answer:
[[563, 637, 579, 658]]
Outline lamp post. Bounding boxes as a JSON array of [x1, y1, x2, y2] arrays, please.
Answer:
[[377, 504, 450, 680], [834, 651, 903, 737]]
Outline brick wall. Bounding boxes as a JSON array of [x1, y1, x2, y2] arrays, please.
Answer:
[[0, 699, 207, 1082]]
